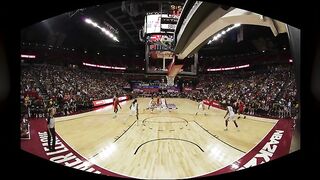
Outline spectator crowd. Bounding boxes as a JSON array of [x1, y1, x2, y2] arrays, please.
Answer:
[[194, 64, 298, 119], [21, 64, 127, 117]]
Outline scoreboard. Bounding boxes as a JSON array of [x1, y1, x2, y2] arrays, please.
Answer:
[[144, 13, 179, 34]]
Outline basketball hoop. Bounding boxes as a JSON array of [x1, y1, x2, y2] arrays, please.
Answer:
[[166, 76, 175, 86]]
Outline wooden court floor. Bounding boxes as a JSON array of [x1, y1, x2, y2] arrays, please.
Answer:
[[55, 98, 277, 179]]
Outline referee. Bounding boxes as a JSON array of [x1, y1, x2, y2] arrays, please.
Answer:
[[47, 106, 56, 151]]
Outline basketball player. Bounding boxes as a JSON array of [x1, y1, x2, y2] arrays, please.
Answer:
[[147, 97, 156, 112], [237, 99, 246, 119], [233, 99, 240, 116], [47, 106, 56, 151], [129, 99, 139, 125], [156, 95, 161, 108], [113, 95, 122, 118], [196, 99, 207, 116], [224, 104, 239, 131], [160, 96, 169, 111]]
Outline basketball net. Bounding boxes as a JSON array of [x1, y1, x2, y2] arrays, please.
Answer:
[[166, 75, 175, 86]]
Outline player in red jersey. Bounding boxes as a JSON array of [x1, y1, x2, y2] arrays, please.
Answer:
[[113, 95, 122, 118], [156, 95, 161, 108], [237, 99, 246, 119]]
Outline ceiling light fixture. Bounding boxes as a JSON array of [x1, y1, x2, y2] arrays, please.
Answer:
[[208, 23, 241, 45], [84, 17, 119, 42]]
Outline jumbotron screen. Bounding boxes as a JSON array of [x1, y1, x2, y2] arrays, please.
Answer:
[[147, 34, 174, 59]]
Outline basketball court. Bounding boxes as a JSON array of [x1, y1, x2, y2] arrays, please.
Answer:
[[49, 98, 280, 179], [21, 1, 300, 179]]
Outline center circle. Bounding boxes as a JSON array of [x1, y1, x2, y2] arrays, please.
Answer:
[[143, 116, 188, 123], [142, 116, 188, 130]]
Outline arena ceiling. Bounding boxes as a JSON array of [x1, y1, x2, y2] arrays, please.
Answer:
[[20, 0, 290, 58]]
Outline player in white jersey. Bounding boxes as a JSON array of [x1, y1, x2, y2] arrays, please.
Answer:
[[160, 97, 168, 110], [195, 99, 207, 116], [129, 99, 139, 125], [158, 96, 171, 112], [224, 104, 239, 131], [147, 97, 156, 112]]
